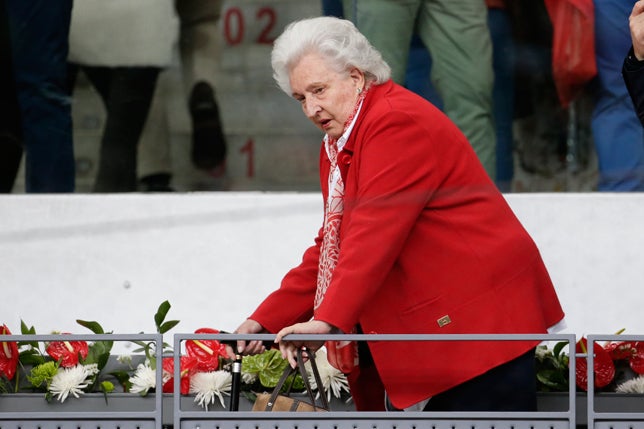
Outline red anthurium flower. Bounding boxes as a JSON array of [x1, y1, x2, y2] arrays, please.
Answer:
[[575, 337, 615, 391], [605, 341, 636, 361], [0, 325, 19, 380], [628, 342, 644, 374], [162, 355, 197, 394], [185, 328, 228, 372], [45, 334, 89, 368]]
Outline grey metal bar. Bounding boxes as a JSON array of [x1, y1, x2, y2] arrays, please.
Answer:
[[0, 333, 164, 429], [173, 332, 577, 429]]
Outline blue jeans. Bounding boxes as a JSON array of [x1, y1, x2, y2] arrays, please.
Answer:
[[488, 8, 515, 192], [592, 0, 644, 191], [6, 0, 75, 192]]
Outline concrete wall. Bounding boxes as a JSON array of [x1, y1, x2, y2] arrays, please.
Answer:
[[0, 192, 641, 350]]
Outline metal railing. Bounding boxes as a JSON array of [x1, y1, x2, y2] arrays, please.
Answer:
[[5, 332, 644, 429], [0, 333, 164, 429], [587, 334, 644, 429], [173, 332, 577, 429]]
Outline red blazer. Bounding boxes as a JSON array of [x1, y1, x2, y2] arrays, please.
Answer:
[[251, 80, 564, 409]]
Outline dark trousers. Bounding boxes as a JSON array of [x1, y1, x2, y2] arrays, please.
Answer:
[[6, 0, 75, 192], [423, 348, 537, 412], [0, 0, 22, 192], [69, 65, 160, 192]]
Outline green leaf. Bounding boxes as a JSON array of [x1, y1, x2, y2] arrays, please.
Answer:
[[553, 341, 568, 358], [158, 320, 180, 334], [85, 341, 113, 368], [154, 301, 172, 329], [20, 320, 36, 335], [19, 320, 39, 349], [242, 349, 291, 388], [536, 369, 568, 391], [76, 320, 105, 334], [19, 349, 46, 366], [110, 370, 133, 390]]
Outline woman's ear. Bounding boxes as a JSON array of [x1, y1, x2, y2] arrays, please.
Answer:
[[349, 67, 366, 91]]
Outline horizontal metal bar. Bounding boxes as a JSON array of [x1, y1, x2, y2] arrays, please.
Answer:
[[174, 332, 576, 342]]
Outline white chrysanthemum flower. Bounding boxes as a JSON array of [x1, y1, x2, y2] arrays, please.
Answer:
[[49, 363, 99, 403], [305, 349, 350, 401], [616, 375, 644, 394], [129, 362, 157, 395], [535, 345, 551, 360], [241, 371, 257, 385], [117, 354, 133, 366], [190, 370, 232, 410]]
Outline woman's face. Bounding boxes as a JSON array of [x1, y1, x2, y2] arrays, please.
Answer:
[[289, 52, 365, 140]]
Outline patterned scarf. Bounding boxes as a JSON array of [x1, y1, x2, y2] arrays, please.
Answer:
[[314, 88, 367, 373]]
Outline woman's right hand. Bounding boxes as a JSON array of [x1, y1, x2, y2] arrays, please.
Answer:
[[233, 318, 267, 356]]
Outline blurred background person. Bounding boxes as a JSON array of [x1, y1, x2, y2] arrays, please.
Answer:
[[0, 0, 22, 193], [5, 0, 75, 192], [175, 0, 228, 173], [623, 0, 644, 127], [137, 0, 229, 192], [67, 0, 179, 192], [592, 0, 644, 191], [341, 0, 497, 180]]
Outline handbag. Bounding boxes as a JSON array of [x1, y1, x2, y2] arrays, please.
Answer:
[[252, 348, 330, 412], [544, 0, 597, 107]]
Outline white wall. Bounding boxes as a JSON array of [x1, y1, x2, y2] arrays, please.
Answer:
[[0, 193, 641, 349]]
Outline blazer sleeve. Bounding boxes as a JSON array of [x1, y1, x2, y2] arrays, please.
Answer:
[[623, 46, 644, 128], [249, 226, 323, 333]]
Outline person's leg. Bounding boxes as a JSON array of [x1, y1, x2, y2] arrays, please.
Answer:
[[424, 348, 537, 411], [83, 66, 160, 193], [137, 71, 174, 192], [418, 0, 497, 179], [6, 0, 74, 192], [592, 0, 644, 191], [488, 7, 515, 192], [0, 0, 22, 193], [405, 35, 443, 107], [344, 0, 420, 85], [174, 0, 227, 171], [322, 0, 344, 17]]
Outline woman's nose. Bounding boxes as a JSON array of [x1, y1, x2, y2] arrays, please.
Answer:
[[304, 101, 320, 117]]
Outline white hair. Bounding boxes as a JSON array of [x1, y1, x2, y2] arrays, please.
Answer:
[[271, 16, 392, 94]]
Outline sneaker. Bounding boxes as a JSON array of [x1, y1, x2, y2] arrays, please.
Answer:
[[139, 173, 174, 192]]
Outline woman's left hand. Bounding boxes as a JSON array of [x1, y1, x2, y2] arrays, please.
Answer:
[[275, 320, 333, 367]]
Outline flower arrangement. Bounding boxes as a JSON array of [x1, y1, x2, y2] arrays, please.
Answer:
[[536, 331, 644, 394], [0, 301, 351, 410]]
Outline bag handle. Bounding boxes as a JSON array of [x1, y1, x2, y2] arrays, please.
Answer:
[[264, 348, 329, 411], [298, 348, 329, 410]]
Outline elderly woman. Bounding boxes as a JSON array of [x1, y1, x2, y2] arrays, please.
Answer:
[[234, 16, 564, 412]]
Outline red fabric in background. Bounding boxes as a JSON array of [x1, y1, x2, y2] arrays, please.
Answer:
[[544, 0, 597, 107]]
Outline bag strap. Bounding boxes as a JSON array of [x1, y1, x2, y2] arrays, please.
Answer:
[[263, 348, 329, 411], [298, 348, 329, 410], [265, 363, 297, 410]]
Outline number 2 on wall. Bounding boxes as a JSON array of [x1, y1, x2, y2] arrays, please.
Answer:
[[223, 6, 277, 46]]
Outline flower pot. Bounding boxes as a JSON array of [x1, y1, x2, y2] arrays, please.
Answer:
[[537, 391, 644, 426]]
